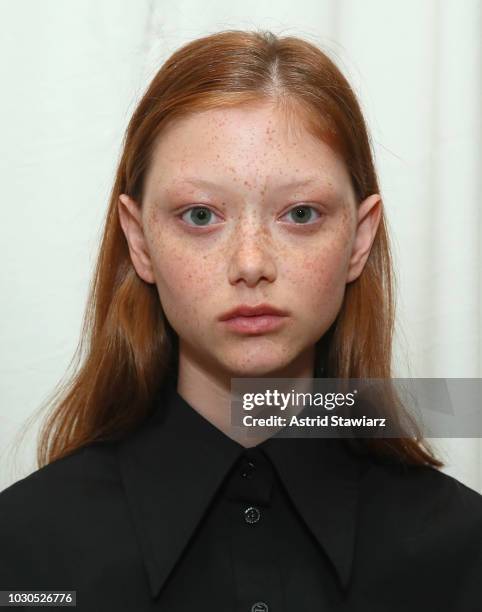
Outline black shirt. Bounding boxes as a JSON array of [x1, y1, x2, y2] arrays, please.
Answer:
[[0, 380, 481, 611]]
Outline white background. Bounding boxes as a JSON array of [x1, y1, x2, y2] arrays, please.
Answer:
[[1, 0, 481, 493]]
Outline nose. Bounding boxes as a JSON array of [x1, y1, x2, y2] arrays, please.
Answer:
[[227, 223, 277, 287]]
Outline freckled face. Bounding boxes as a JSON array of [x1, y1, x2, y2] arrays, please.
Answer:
[[140, 102, 357, 377]]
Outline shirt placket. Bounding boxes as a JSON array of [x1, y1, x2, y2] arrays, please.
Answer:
[[223, 447, 285, 612]]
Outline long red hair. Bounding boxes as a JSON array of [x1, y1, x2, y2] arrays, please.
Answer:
[[14, 29, 442, 470]]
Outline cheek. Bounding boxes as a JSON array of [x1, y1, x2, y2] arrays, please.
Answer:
[[146, 232, 218, 322], [286, 238, 351, 310]]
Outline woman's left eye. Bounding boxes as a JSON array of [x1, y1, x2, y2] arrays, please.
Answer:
[[281, 205, 322, 225]]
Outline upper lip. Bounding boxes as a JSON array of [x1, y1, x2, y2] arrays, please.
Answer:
[[219, 303, 289, 321]]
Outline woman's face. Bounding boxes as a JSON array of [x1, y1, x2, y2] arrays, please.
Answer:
[[119, 101, 381, 381]]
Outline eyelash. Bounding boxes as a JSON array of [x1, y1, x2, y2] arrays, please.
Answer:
[[177, 204, 323, 229]]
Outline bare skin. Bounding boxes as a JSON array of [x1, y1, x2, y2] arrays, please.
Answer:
[[118, 100, 382, 446]]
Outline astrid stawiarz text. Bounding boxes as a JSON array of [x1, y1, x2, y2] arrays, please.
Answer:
[[242, 414, 387, 428]]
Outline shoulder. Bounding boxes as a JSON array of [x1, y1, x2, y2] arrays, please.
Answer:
[[353, 456, 482, 606], [361, 457, 482, 543], [0, 441, 142, 590], [368, 457, 482, 504], [0, 441, 120, 533], [344, 439, 482, 515]]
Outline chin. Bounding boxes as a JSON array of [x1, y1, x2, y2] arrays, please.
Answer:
[[223, 357, 291, 378]]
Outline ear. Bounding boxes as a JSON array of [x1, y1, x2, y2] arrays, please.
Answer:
[[346, 194, 383, 283], [118, 194, 156, 284]]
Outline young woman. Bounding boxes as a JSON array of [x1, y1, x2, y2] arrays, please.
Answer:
[[1, 29, 480, 611]]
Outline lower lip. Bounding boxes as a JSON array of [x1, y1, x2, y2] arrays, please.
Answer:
[[221, 314, 288, 334]]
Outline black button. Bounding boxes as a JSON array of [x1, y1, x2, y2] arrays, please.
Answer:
[[251, 602, 269, 612], [241, 460, 256, 479], [244, 506, 261, 524]]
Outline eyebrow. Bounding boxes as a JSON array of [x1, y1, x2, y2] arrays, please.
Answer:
[[168, 176, 330, 191]]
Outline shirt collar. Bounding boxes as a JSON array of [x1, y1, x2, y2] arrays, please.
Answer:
[[116, 381, 366, 599]]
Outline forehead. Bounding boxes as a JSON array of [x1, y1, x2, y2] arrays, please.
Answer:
[[145, 102, 352, 193]]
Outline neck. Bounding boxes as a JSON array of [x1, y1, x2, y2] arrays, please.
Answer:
[[176, 343, 316, 448]]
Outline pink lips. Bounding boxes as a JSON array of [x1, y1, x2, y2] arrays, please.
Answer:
[[219, 303, 290, 334], [221, 314, 288, 334]]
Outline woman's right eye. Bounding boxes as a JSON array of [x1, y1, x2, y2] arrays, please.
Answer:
[[179, 206, 222, 227]]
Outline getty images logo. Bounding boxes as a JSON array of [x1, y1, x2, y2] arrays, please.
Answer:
[[242, 388, 357, 412]]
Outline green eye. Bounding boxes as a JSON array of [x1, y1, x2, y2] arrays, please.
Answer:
[[284, 205, 321, 224], [181, 206, 217, 226]]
